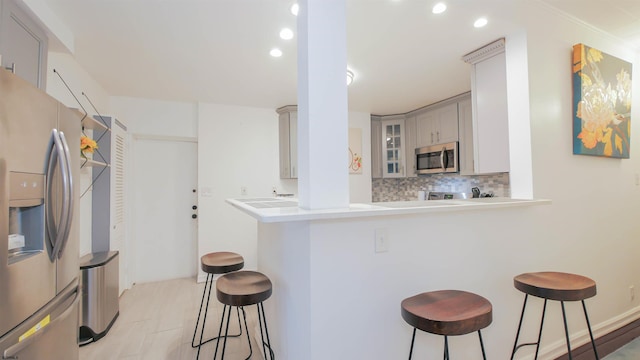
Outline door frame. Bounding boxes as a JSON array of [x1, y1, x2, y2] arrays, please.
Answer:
[[128, 134, 197, 288]]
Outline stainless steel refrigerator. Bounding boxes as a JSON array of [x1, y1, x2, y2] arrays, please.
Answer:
[[0, 68, 80, 359]]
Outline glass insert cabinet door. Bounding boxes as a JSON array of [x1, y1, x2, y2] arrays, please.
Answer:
[[381, 119, 405, 178]]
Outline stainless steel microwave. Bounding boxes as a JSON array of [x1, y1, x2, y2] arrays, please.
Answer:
[[415, 142, 459, 174]]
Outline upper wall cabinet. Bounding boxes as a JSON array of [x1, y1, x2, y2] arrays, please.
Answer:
[[371, 93, 469, 179], [0, 0, 48, 90], [463, 38, 510, 174], [415, 103, 459, 148], [457, 96, 474, 175], [404, 116, 417, 177], [372, 116, 407, 178], [276, 106, 298, 179], [370, 117, 383, 179], [380, 116, 406, 178]]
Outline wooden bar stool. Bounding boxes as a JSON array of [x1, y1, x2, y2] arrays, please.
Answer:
[[510, 271, 599, 360], [401, 290, 493, 359], [191, 252, 244, 359], [214, 270, 275, 360]]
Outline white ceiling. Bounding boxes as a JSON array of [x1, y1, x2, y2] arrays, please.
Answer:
[[41, 0, 640, 115]]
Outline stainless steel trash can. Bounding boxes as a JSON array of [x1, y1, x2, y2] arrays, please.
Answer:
[[79, 251, 120, 345]]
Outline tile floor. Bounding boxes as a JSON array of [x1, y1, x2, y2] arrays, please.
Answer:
[[80, 277, 638, 360], [79, 277, 265, 360]]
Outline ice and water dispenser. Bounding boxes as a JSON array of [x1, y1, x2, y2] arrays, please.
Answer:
[[8, 172, 46, 263]]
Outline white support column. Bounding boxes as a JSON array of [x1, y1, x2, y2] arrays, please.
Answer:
[[296, 0, 349, 210]]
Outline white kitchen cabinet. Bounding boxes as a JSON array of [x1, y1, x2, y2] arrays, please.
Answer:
[[0, 0, 48, 89], [276, 106, 298, 179], [415, 102, 458, 148], [381, 117, 405, 178], [463, 38, 510, 174], [457, 96, 474, 175], [404, 116, 417, 177], [370, 117, 383, 179]]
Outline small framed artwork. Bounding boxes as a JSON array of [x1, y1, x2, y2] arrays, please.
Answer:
[[573, 43, 632, 158], [348, 128, 363, 174]]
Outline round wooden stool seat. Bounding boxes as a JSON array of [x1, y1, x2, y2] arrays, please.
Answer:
[[514, 271, 597, 301], [401, 290, 493, 336], [510, 271, 600, 359], [200, 251, 244, 274], [216, 271, 273, 307]]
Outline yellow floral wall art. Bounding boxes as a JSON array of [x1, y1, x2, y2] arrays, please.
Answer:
[[573, 44, 632, 158]]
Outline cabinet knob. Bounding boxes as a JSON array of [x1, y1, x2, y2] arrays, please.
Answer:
[[192, 214, 197, 219], [192, 205, 197, 210]]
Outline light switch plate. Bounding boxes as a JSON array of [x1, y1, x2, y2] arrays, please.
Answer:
[[374, 228, 388, 253]]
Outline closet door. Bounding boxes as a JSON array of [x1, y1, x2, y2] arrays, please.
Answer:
[[0, 0, 48, 89]]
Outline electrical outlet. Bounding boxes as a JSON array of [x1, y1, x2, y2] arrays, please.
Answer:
[[630, 285, 635, 302], [374, 228, 388, 253], [241, 186, 247, 195]]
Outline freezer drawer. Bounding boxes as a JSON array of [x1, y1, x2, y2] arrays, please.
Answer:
[[0, 280, 79, 360], [79, 251, 119, 345]]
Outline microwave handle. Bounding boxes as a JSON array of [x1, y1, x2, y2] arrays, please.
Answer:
[[440, 147, 445, 171], [443, 146, 450, 170]]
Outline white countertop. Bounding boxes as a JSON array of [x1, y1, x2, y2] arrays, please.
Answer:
[[226, 197, 551, 223]]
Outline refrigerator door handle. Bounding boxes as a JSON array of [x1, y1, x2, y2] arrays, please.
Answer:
[[56, 131, 74, 258], [45, 129, 71, 260], [2, 286, 78, 359]]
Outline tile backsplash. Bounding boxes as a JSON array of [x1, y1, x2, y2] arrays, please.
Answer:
[[372, 173, 510, 202]]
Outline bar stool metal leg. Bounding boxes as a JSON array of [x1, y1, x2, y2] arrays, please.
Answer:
[[443, 335, 449, 360], [257, 302, 275, 360], [510, 294, 528, 360], [534, 299, 548, 359], [478, 330, 487, 360], [213, 304, 234, 360], [582, 300, 600, 359], [408, 328, 417, 360], [560, 301, 573, 360], [192, 275, 243, 360], [510, 295, 549, 360], [193, 274, 213, 359]]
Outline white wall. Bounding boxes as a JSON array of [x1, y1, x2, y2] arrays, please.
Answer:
[[197, 104, 289, 279], [520, 4, 640, 351], [47, 52, 110, 114], [110, 97, 197, 138], [348, 111, 373, 203]]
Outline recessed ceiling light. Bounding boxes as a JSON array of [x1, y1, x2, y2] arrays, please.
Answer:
[[280, 28, 294, 40], [291, 3, 299, 16], [432, 3, 447, 14], [270, 48, 283, 57], [474, 17, 488, 28], [347, 69, 354, 86]]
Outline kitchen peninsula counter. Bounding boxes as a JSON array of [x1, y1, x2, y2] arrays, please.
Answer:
[[226, 197, 550, 223], [228, 196, 554, 359]]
